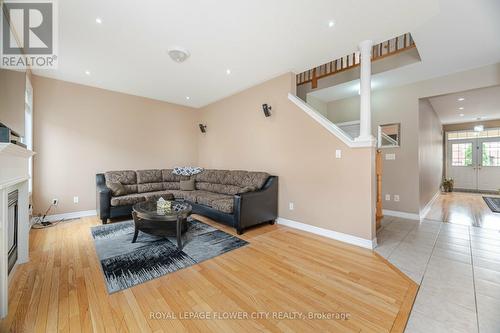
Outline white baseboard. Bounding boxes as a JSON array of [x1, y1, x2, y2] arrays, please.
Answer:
[[419, 191, 440, 220], [277, 217, 377, 250], [42, 209, 97, 222], [382, 209, 420, 220]]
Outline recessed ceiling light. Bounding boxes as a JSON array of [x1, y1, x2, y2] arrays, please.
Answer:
[[168, 47, 190, 63], [459, 107, 464, 110], [328, 20, 336, 28], [85, 70, 91, 75], [185, 96, 190, 100], [226, 69, 231, 75], [95, 17, 102, 24], [457, 97, 465, 101], [459, 113, 464, 117]]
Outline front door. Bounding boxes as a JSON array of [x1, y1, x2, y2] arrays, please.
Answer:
[[447, 139, 477, 190], [447, 129, 500, 192], [477, 138, 500, 191]]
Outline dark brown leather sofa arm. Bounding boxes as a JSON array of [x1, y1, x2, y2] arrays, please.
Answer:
[[234, 176, 278, 234], [96, 173, 111, 224]]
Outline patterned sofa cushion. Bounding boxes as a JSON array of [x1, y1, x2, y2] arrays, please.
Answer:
[[163, 182, 180, 190], [136, 169, 162, 184], [222, 170, 269, 192], [161, 169, 190, 182], [110, 192, 146, 206], [105, 170, 138, 194], [194, 169, 228, 184], [195, 182, 243, 195], [138, 183, 164, 193], [105, 170, 137, 184], [182, 190, 234, 213], [210, 198, 233, 213]]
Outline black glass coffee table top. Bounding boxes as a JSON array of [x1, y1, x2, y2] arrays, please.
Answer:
[[133, 200, 192, 221], [132, 200, 192, 249]]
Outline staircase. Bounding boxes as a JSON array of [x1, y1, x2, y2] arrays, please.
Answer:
[[296, 33, 415, 89]]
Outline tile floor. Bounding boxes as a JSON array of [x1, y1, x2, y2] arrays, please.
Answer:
[[375, 216, 500, 333]]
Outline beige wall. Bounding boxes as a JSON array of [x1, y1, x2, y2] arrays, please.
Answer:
[[418, 99, 443, 212], [0, 69, 26, 136], [197, 73, 375, 241], [326, 63, 500, 214], [32, 76, 199, 215], [305, 95, 327, 117]]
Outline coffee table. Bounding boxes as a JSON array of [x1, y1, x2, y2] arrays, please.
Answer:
[[131, 200, 192, 249]]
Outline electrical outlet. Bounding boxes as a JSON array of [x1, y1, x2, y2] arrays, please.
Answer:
[[394, 195, 400, 202], [289, 202, 294, 210], [385, 194, 391, 201], [52, 198, 59, 206], [335, 149, 342, 159], [73, 196, 79, 204]]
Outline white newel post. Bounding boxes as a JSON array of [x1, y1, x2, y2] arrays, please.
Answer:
[[356, 40, 375, 143]]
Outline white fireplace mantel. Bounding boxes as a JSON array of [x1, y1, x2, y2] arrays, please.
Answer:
[[0, 143, 35, 319]]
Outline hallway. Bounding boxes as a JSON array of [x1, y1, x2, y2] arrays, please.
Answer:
[[425, 192, 500, 230], [376, 192, 500, 332]]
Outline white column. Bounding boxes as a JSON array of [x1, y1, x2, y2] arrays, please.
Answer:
[[356, 40, 375, 142]]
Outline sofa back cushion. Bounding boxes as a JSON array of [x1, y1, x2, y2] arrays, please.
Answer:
[[161, 169, 192, 191], [195, 182, 243, 195], [194, 170, 228, 184], [105, 170, 138, 195], [136, 169, 164, 193], [136, 169, 162, 183], [194, 169, 270, 195], [222, 170, 270, 192], [161, 169, 190, 182]]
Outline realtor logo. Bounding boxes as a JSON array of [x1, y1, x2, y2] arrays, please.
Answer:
[[1, 0, 58, 69]]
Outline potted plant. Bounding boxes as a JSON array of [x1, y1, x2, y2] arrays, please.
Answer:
[[442, 178, 454, 192]]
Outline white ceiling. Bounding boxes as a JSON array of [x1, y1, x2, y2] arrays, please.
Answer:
[[428, 85, 500, 124], [31, 0, 439, 107], [309, 0, 500, 103]]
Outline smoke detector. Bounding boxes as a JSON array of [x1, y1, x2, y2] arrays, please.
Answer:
[[168, 47, 190, 63]]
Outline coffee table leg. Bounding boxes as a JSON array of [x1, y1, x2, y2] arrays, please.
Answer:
[[176, 216, 183, 250], [132, 211, 139, 243]]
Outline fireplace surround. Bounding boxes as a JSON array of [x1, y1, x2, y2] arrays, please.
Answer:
[[7, 190, 18, 275], [0, 143, 34, 319]]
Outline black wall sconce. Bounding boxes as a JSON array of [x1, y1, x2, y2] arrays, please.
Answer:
[[262, 104, 272, 117], [199, 124, 207, 133]]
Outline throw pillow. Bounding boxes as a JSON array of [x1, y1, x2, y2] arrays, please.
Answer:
[[173, 166, 204, 176], [180, 179, 195, 191], [107, 182, 127, 196]]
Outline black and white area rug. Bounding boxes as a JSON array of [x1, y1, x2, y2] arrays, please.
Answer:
[[90, 219, 248, 293], [483, 196, 500, 213]]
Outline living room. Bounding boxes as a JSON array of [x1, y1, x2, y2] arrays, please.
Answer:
[[1, 0, 500, 332]]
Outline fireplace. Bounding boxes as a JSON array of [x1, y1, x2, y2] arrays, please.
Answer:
[[7, 190, 18, 274]]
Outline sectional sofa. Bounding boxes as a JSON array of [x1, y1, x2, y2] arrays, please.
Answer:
[[96, 169, 278, 234]]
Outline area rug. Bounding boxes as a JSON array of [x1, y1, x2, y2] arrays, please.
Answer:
[[90, 219, 247, 293], [483, 197, 500, 213]]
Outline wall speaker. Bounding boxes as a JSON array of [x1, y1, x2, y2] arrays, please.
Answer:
[[262, 104, 272, 117], [199, 124, 207, 133]]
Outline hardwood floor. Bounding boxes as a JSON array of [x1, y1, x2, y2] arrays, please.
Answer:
[[1, 215, 417, 332], [425, 192, 500, 230]]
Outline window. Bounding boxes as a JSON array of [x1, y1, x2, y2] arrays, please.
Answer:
[[482, 142, 500, 166], [451, 143, 473, 166], [448, 128, 500, 140]]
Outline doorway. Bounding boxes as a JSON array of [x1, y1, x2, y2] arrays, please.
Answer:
[[446, 128, 500, 191]]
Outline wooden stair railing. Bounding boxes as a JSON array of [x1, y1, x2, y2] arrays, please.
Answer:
[[297, 33, 415, 87]]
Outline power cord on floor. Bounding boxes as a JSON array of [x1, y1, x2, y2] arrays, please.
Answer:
[[31, 203, 65, 229]]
